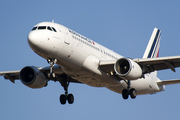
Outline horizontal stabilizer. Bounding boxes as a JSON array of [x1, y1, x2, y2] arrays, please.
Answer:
[[157, 79, 180, 86]]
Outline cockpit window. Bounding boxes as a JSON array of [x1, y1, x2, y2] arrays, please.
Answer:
[[31, 27, 37, 31], [38, 26, 46, 30], [31, 26, 57, 32], [47, 26, 52, 31], [52, 27, 57, 32]]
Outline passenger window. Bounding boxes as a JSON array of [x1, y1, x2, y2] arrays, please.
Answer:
[[38, 26, 46, 30], [52, 27, 57, 32], [31, 27, 37, 31], [47, 26, 52, 31]]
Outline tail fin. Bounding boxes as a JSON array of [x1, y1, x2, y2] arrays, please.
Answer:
[[143, 28, 161, 58]]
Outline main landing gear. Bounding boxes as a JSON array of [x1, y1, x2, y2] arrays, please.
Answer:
[[47, 58, 74, 105], [122, 80, 137, 99], [59, 74, 74, 105]]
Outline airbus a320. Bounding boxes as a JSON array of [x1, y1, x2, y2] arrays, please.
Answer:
[[1, 21, 180, 105]]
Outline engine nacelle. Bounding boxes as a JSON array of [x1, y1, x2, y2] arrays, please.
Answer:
[[20, 66, 48, 88], [114, 58, 142, 80]]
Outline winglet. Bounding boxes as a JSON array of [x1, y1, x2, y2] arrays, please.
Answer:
[[143, 28, 161, 58]]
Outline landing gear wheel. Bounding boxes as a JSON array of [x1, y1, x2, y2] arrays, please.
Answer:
[[67, 94, 74, 104], [130, 88, 137, 99], [122, 80, 137, 99], [59, 94, 74, 105], [58, 74, 75, 105], [122, 89, 129, 99], [60, 94, 66, 105], [48, 72, 56, 79]]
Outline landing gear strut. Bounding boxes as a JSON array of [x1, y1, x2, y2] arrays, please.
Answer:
[[47, 58, 57, 78], [47, 59, 74, 105], [58, 74, 74, 105], [122, 80, 137, 99]]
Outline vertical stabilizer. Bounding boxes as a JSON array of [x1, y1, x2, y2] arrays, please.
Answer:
[[143, 28, 161, 58]]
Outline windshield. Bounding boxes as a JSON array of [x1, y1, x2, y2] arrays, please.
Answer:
[[31, 26, 57, 32]]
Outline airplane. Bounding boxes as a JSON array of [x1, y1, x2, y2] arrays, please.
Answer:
[[1, 21, 180, 105]]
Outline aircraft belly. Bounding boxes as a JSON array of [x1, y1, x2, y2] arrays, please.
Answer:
[[76, 76, 109, 87], [62, 66, 122, 87], [76, 75, 121, 87]]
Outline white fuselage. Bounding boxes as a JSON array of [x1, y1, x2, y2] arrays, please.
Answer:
[[28, 22, 165, 95]]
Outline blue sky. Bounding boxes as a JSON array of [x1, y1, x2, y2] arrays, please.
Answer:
[[0, 1, 180, 120]]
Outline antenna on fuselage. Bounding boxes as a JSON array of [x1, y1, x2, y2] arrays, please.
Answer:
[[52, 20, 54, 23]]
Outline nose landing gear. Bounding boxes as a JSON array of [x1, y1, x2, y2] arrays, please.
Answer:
[[47, 58, 57, 78]]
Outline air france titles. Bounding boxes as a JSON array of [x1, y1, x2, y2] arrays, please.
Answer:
[[69, 29, 95, 45]]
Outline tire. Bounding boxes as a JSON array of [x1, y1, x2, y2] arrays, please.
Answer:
[[60, 94, 66, 105], [48, 73, 56, 79], [130, 88, 137, 99], [67, 94, 74, 104], [122, 89, 129, 99]]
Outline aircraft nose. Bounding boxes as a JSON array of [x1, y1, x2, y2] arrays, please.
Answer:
[[28, 31, 40, 48], [27, 31, 52, 54]]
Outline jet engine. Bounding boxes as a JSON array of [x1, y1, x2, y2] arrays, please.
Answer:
[[20, 66, 48, 88], [114, 58, 142, 80]]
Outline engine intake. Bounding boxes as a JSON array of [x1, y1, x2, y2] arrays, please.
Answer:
[[114, 58, 142, 80], [20, 66, 48, 88]]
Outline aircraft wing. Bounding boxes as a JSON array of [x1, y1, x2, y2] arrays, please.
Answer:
[[99, 55, 180, 74], [0, 65, 81, 84], [133, 55, 180, 73], [0, 70, 20, 83]]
